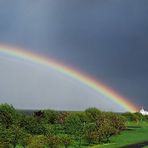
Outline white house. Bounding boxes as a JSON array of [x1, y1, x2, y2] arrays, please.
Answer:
[[140, 107, 148, 116]]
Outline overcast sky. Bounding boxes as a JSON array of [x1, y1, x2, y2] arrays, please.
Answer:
[[0, 0, 148, 111]]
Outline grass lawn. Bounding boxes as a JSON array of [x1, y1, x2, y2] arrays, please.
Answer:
[[91, 122, 148, 148]]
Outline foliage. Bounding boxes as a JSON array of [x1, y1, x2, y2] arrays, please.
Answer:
[[47, 135, 61, 148], [58, 134, 73, 148], [0, 104, 134, 148], [55, 112, 69, 124], [8, 125, 29, 148], [64, 113, 86, 146], [0, 124, 10, 147], [0, 103, 19, 128], [27, 135, 48, 148], [84, 123, 98, 144], [0, 141, 10, 148], [19, 115, 47, 135], [85, 108, 101, 122], [94, 122, 148, 148], [105, 112, 126, 132], [122, 112, 141, 123], [43, 109, 59, 124]]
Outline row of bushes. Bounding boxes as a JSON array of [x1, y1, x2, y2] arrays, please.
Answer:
[[0, 103, 131, 147]]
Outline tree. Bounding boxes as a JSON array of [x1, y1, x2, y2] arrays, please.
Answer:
[[33, 110, 45, 123], [64, 113, 85, 147], [0, 104, 19, 128], [47, 135, 61, 148], [106, 112, 126, 132], [98, 118, 117, 142], [0, 141, 10, 148], [75, 112, 89, 123], [58, 134, 73, 148], [43, 124, 55, 136], [122, 112, 140, 125], [19, 115, 47, 135], [43, 109, 59, 124], [85, 108, 101, 122], [55, 112, 69, 124], [0, 124, 10, 147], [8, 125, 29, 148], [84, 123, 98, 145], [27, 135, 48, 148], [0, 124, 29, 148]]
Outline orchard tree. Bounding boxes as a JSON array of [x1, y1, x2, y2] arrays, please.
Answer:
[[47, 135, 61, 148], [43, 124, 55, 136], [84, 123, 98, 144], [43, 109, 59, 124], [0, 104, 18, 128], [0, 124, 10, 147], [0, 141, 10, 148], [0, 124, 29, 148], [27, 135, 48, 148], [75, 112, 89, 123], [19, 115, 47, 135], [64, 113, 86, 147], [106, 112, 126, 133], [55, 112, 70, 124], [58, 134, 73, 148], [8, 125, 29, 148], [95, 113, 116, 143], [99, 119, 117, 142], [122, 112, 139, 123], [85, 108, 101, 122]]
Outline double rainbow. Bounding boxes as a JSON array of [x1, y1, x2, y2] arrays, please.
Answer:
[[0, 45, 139, 112]]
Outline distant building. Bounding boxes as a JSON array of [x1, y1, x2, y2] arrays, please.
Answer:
[[140, 107, 148, 116]]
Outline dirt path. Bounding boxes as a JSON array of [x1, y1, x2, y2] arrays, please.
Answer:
[[120, 141, 148, 148]]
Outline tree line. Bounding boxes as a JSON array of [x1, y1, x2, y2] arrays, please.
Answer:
[[0, 103, 147, 148]]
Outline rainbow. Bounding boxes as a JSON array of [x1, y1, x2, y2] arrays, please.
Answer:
[[0, 45, 139, 112]]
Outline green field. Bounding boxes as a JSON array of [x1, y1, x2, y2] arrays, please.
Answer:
[[91, 122, 148, 148]]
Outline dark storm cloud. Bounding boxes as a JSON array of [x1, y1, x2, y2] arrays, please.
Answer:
[[0, 0, 148, 109]]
